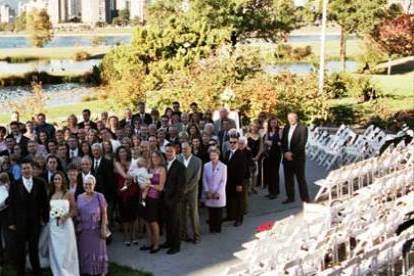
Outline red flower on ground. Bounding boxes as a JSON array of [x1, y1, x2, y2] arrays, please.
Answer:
[[256, 221, 275, 233]]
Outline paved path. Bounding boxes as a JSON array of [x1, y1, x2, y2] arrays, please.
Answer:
[[109, 159, 328, 276]]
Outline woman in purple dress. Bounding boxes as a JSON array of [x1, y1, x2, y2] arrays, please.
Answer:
[[76, 174, 109, 275]]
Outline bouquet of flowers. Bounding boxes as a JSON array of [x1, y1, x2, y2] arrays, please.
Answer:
[[50, 207, 66, 226]]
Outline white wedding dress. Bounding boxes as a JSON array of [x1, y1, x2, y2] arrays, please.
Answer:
[[49, 199, 80, 276]]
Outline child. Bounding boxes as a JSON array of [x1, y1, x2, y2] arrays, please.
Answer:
[[128, 158, 152, 206]]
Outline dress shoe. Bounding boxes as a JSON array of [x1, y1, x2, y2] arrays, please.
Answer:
[[282, 199, 294, 204], [268, 194, 277, 200], [140, 245, 152, 251], [150, 247, 161, 254], [167, 248, 180, 255], [160, 243, 170, 249], [233, 221, 242, 227]]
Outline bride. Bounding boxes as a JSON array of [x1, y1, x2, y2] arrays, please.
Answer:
[[49, 171, 80, 276]]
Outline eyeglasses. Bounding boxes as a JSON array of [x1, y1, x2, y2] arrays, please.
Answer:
[[229, 141, 237, 144]]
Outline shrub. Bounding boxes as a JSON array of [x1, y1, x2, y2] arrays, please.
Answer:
[[348, 76, 382, 103], [274, 44, 313, 61], [325, 73, 349, 99]]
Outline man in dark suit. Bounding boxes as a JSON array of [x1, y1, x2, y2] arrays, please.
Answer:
[[177, 142, 202, 243], [224, 135, 248, 227], [8, 121, 29, 154], [281, 112, 310, 204], [132, 101, 152, 126], [34, 113, 55, 139], [77, 109, 97, 130], [0, 136, 15, 157], [91, 143, 115, 204], [7, 160, 49, 276], [75, 156, 96, 199], [161, 144, 185, 255], [119, 108, 134, 128]]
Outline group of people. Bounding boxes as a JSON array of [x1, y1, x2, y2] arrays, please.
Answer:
[[0, 101, 310, 275]]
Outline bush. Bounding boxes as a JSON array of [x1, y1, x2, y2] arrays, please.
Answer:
[[74, 51, 91, 61], [325, 73, 349, 99], [274, 44, 313, 61], [348, 76, 382, 103]]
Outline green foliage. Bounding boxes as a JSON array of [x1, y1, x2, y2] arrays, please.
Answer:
[[0, 22, 14, 32], [26, 9, 53, 48], [274, 44, 313, 61], [356, 38, 388, 73], [112, 9, 130, 26], [14, 12, 27, 32], [325, 73, 349, 99], [348, 75, 382, 103]]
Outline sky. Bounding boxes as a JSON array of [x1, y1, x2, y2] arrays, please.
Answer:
[[1, 0, 27, 9]]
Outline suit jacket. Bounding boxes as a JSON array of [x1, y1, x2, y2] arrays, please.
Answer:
[[6, 134, 30, 153], [77, 121, 97, 130], [7, 177, 49, 234], [163, 159, 185, 208], [214, 118, 236, 135], [132, 113, 152, 126], [92, 157, 115, 202], [177, 154, 202, 194], [224, 149, 248, 194], [119, 118, 133, 128], [75, 171, 103, 199], [281, 123, 308, 161]]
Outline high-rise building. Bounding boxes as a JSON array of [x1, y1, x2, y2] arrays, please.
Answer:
[[67, 0, 81, 19], [81, 0, 112, 25], [0, 4, 15, 23], [129, 0, 144, 22], [47, 0, 68, 24], [116, 0, 129, 10]]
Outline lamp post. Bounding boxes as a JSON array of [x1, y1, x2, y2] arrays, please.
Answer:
[[318, 0, 329, 95]]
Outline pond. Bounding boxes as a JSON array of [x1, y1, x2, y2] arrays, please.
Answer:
[[0, 59, 101, 74], [0, 83, 97, 111], [0, 34, 355, 49]]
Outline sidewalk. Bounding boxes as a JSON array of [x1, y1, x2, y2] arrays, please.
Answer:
[[109, 159, 327, 276]]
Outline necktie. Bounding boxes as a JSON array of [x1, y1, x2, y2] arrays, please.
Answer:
[[229, 151, 233, 160], [94, 160, 99, 171], [70, 150, 74, 158]]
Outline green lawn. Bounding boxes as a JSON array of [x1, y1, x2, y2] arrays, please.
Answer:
[[289, 39, 363, 61], [330, 74, 414, 112], [0, 99, 113, 125], [1, 263, 151, 276]]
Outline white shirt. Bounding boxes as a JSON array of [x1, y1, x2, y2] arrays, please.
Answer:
[[22, 177, 33, 193], [14, 134, 22, 144], [82, 172, 91, 183], [159, 140, 169, 153], [288, 124, 297, 150], [229, 149, 236, 160], [167, 158, 176, 171], [183, 154, 192, 168], [110, 139, 121, 153], [93, 157, 102, 171], [69, 148, 79, 158]]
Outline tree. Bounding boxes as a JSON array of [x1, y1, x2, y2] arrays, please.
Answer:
[[371, 14, 414, 74], [26, 9, 53, 47], [14, 11, 27, 32], [328, 0, 387, 71], [112, 8, 130, 26]]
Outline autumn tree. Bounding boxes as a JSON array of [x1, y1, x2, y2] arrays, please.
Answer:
[[371, 14, 414, 74], [26, 9, 53, 48]]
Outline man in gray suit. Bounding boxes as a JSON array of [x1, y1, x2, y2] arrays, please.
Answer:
[[177, 142, 202, 243], [214, 108, 237, 135]]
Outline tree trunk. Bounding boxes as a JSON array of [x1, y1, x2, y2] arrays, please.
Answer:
[[339, 27, 347, 72], [387, 55, 392, 75]]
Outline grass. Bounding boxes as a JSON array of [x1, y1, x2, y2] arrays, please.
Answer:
[[289, 39, 363, 61], [0, 46, 111, 62], [330, 74, 414, 112], [0, 263, 151, 276], [0, 99, 113, 125]]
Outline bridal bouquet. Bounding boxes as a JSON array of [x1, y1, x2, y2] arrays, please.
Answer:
[[50, 207, 66, 226]]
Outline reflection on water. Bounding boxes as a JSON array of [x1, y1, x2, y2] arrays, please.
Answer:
[[0, 83, 97, 110], [263, 61, 359, 74], [0, 59, 102, 74], [0, 34, 355, 49]]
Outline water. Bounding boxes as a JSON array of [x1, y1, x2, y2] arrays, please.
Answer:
[[0, 83, 97, 110], [0, 35, 131, 49], [0, 59, 101, 74], [0, 34, 354, 49], [263, 60, 359, 74]]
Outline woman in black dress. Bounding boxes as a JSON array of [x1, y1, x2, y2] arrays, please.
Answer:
[[247, 121, 262, 194], [262, 117, 282, 199]]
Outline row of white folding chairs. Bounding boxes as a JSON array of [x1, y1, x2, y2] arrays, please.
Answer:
[[314, 142, 413, 203]]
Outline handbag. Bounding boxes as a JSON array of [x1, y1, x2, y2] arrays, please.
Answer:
[[97, 193, 112, 241]]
